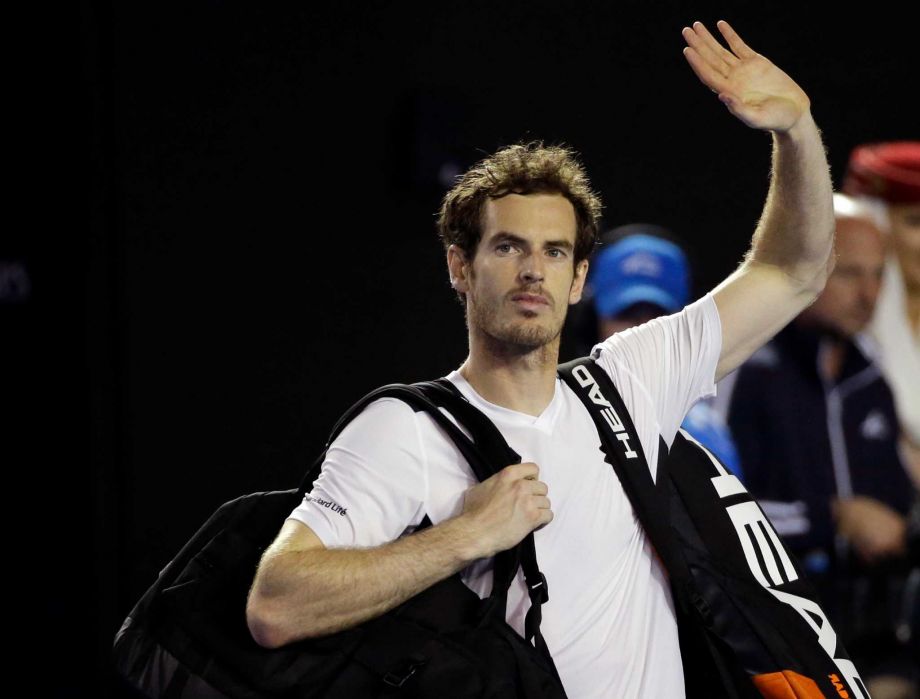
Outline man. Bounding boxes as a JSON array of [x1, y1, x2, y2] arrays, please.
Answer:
[[583, 225, 742, 475], [843, 141, 920, 484], [720, 194, 918, 697], [246, 21, 835, 698]]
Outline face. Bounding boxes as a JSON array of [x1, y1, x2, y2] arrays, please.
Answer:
[[888, 203, 920, 292], [447, 192, 588, 353], [801, 216, 886, 337]]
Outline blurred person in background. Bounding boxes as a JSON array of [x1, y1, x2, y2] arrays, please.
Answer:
[[720, 193, 919, 699], [568, 223, 742, 476], [843, 141, 920, 486]]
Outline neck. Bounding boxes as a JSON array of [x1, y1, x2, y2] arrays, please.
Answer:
[[906, 287, 920, 338], [818, 337, 846, 382], [459, 330, 560, 417]]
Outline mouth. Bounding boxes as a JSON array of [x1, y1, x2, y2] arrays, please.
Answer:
[[510, 292, 551, 311]]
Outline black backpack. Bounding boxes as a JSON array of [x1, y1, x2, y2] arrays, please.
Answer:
[[113, 380, 567, 698]]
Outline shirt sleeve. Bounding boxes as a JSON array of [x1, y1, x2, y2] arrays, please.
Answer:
[[590, 293, 723, 447], [286, 397, 428, 548]]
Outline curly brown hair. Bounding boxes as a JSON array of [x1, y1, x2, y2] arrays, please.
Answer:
[[436, 141, 603, 265]]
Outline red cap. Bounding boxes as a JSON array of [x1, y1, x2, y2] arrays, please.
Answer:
[[843, 141, 920, 204]]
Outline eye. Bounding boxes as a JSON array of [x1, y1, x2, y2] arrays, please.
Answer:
[[496, 242, 517, 254], [546, 248, 566, 258]]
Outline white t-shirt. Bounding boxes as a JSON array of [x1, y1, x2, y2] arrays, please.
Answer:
[[869, 257, 920, 444], [288, 293, 722, 698]]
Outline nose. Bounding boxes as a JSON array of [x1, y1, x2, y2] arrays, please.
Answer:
[[520, 252, 545, 285]]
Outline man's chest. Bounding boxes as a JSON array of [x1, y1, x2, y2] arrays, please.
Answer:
[[421, 407, 642, 563]]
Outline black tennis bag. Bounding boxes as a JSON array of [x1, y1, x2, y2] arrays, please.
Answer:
[[113, 381, 566, 698], [116, 357, 873, 699], [559, 356, 871, 699]]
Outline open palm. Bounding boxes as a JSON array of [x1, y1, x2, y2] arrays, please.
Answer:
[[682, 20, 810, 133]]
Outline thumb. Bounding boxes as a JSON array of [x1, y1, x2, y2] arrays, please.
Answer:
[[718, 92, 760, 128], [718, 92, 741, 111]]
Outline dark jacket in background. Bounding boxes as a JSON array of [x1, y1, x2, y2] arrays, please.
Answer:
[[723, 323, 913, 567], [721, 323, 918, 678]]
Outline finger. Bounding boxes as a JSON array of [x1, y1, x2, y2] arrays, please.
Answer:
[[529, 481, 548, 496], [504, 462, 539, 480], [519, 462, 540, 480], [534, 496, 551, 510], [691, 20, 739, 66], [682, 23, 729, 76], [536, 509, 554, 527], [681, 46, 728, 94], [716, 20, 756, 60]]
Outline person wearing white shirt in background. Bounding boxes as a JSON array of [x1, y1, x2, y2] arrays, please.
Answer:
[[843, 141, 920, 485]]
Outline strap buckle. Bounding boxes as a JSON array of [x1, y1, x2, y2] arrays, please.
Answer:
[[529, 572, 549, 604], [382, 657, 427, 688]]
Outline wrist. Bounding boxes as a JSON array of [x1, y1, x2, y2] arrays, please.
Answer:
[[442, 512, 492, 562], [774, 109, 816, 143]]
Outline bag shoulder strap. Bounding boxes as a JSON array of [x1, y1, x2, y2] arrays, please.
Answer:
[[298, 383, 467, 493], [557, 356, 692, 591], [419, 378, 553, 659]]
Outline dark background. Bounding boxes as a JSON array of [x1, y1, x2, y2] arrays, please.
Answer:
[[8, 1, 916, 695]]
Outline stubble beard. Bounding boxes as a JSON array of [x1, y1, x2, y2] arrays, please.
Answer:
[[467, 294, 565, 359]]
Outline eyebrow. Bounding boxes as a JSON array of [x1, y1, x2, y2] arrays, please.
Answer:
[[490, 231, 574, 251]]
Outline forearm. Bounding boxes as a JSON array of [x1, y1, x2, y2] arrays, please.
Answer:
[[248, 515, 483, 648], [747, 112, 835, 291], [712, 118, 836, 378]]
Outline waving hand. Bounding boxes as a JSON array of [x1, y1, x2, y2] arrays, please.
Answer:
[[682, 20, 810, 134]]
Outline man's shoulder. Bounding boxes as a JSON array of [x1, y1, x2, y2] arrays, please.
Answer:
[[333, 377, 467, 444], [332, 392, 424, 446], [591, 293, 720, 357], [344, 378, 453, 419]]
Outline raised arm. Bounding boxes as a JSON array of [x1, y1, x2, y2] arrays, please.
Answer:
[[246, 462, 552, 648], [682, 21, 835, 380]]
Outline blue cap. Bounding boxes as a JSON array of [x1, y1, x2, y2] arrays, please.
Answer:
[[589, 233, 690, 318]]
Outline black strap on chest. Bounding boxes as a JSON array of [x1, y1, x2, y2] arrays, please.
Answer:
[[557, 357, 755, 698], [557, 357, 695, 596], [422, 378, 554, 665]]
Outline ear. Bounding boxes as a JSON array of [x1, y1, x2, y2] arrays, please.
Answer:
[[569, 258, 589, 304], [447, 244, 471, 294]]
